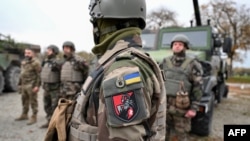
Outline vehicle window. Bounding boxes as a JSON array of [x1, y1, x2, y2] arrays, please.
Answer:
[[161, 31, 208, 48], [141, 33, 156, 50]]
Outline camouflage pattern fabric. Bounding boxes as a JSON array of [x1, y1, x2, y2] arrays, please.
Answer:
[[21, 84, 38, 115], [68, 27, 166, 141], [160, 55, 203, 141], [19, 58, 41, 115], [43, 83, 60, 121], [60, 82, 82, 100]]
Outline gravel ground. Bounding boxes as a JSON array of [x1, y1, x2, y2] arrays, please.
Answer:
[[0, 84, 249, 141]]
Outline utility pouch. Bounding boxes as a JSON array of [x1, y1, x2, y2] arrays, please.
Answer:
[[175, 82, 190, 109]]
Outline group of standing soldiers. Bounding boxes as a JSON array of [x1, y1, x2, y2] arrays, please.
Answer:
[[15, 41, 89, 128]]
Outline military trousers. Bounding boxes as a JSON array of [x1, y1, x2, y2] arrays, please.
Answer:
[[21, 84, 38, 115], [60, 82, 82, 100], [166, 96, 191, 141], [43, 83, 60, 121]]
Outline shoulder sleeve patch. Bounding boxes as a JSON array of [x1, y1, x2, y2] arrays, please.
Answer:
[[123, 72, 141, 85], [102, 66, 149, 127]]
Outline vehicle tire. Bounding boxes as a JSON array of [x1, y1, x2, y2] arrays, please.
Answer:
[[4, 66, 21, 92], [0, 71, 5, 94], [191, 92, 215, 136]]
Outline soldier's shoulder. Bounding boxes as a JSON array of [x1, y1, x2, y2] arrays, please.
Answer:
[[112, 49, 155, 73], [32, 58, 41, 65]]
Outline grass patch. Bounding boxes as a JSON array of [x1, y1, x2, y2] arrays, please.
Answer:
[[227, 76, 250, 83]]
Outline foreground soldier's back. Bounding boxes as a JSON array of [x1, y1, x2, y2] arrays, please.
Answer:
[[45, 0, 166, 141]]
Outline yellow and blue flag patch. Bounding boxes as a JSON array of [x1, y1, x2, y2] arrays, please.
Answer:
[[124, 72, 141, 85]]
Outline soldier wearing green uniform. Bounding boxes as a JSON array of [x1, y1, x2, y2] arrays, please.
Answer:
[[66, 0, 166, 140], [44, 0, 166, 141], [15, 48, 41, 125], [40, 45, 62, 128], [160, 34, 203, 141], [60, 41, 89, 100]]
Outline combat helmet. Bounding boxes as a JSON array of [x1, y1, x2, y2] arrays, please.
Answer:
[[88, 0, 146, 44], [171, 34, 190, 49], [47, 45, 59, 55], [62, 41, 75, 51]]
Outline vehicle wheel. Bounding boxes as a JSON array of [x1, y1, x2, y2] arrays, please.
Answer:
[[0, 71, 5, 94], [191, 92, 215, 136], [4, 66, 21, 92]]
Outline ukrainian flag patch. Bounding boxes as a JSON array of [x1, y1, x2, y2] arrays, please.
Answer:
[[124, 72, 141, 85]]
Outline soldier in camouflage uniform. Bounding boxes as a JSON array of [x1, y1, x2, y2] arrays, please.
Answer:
[[60, 41, 89, 100], [61, 0, 166, 141], [15, 47, 41, 125], [40, 45, 62, 128], [160, 34, 203, 141]]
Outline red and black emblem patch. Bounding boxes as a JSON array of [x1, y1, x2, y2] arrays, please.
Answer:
[[112, 91, 138, 122]]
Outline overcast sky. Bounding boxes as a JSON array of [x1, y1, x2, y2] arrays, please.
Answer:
[[1, 0, 249, 67]]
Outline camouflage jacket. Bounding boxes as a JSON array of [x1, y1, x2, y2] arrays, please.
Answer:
[[160, 54, 203, 111], [69, 27, 166, 141], [20, 57, 41, 87]]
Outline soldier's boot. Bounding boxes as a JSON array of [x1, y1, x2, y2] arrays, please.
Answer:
[[27, 115, 37, 125], [15, 114, 28, 121], [40, 120, 49, 128]]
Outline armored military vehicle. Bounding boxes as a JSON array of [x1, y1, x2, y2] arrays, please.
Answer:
[[0, 33, 40, 94], [141, 0, 232, 136]]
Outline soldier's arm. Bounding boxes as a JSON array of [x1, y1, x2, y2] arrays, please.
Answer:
[[34, 60, 42, 87], [190, 60, 203, 111], [100, 59, 159, 140], [51, 59, 64, 72], [79, 59, 89, 73]]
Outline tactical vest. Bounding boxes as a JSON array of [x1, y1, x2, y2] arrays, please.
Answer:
[[41, 62, 60, 83], [61, 60, 84, 82], [162, 57, 194, 97], [68, 42, 166, 141]]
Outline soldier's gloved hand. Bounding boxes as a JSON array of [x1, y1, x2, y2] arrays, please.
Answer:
[[185, 109, 196, 118], [51, 62, 59, 71]]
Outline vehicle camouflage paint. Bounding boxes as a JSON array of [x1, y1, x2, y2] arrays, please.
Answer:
[[0, 33, 41, 94], [141, 0, 232, 136]]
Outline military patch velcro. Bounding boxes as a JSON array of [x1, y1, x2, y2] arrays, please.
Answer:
[[123, 72, 141, 85]]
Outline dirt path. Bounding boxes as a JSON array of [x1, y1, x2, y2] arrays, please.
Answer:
[[0, 84, 249, 141]]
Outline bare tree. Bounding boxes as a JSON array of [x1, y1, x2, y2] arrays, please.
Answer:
[[146, 7, 180, 30], [200, 0, 250, 61]]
